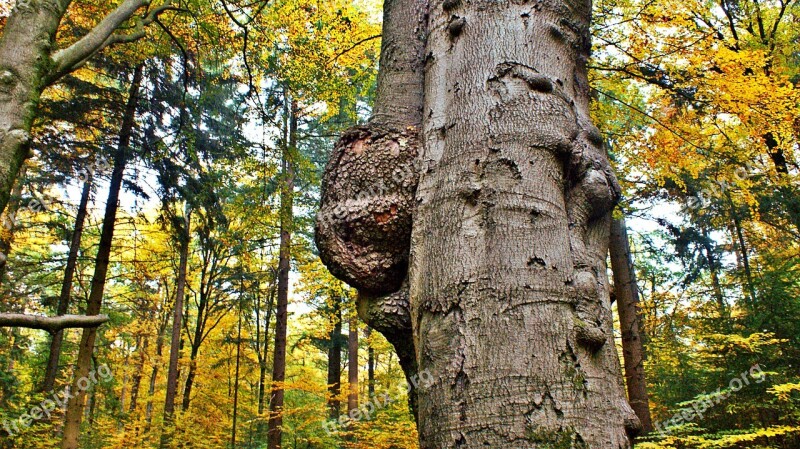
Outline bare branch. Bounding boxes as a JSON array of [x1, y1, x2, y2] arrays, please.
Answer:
[[48, 0, 174, 84], [0, 313, 110, 333], [330, 34, 381, 64]]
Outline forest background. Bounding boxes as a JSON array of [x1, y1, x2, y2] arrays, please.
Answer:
[[0, 0, 798, 448]]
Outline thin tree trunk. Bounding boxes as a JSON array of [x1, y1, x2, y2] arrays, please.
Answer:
[[409, 1, 639, 446], [128, 335, 148, 412], [42, 174, 93, 393], [347, 316, 359, 413], [182, 311, 204, 411], [610, 217, 654, 434], [366, 327, 375, 398], [61, 63, 143, 449], [327, 297, 342, 419], [258, 282, 276, 415], [731, 210, 757, 305], [160, 206, 191, 448], [700, 227, 728, 320], [146, 286, 170, 426], [266, 98, 296, 449], [120, 347, 129, 413], [256, 279, 277, 443], [231, 284, 243, 449]]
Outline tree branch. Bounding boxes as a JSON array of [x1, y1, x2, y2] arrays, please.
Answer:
[[591, 87, 706, 151], [48, 0, 175, 84], [0, 313, 110, 333]]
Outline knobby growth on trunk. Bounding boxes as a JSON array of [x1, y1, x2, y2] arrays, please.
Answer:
[[315, 0, 427, 419], [317, 0, 640, 447]]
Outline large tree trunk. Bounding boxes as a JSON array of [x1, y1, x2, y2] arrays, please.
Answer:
[[409, 1, 638, 446], [42, 173, 93, 393], [160, 207, 191, 447], [266, 98, 296, 449], [0, 1, 70, 217], [316, 0, 639, 445], [61, 63, 143, 449], [347, 316, 359, 413], [327, 296, 343, 419], [610, 217, 654, 434]]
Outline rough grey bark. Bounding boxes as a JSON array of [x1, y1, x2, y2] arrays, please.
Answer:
[[407, 0, 638, 447], [317, 0, 638, 446], [0, 0, 170, 218], [610, 217, 653, 434], [42, 173, 93, 393], [315, 0, 427, 415]]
